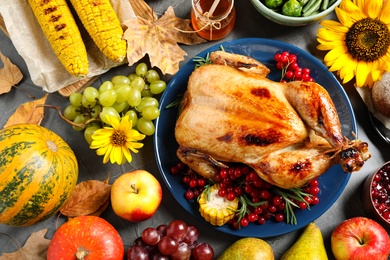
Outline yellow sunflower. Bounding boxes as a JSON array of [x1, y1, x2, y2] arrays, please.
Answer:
[[317, 0, 390, 88], [90, 115, 146, 165]]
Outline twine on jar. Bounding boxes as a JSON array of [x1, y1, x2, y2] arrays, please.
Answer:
[[174, 0, 234, 40], [193, 11, 224, 40]]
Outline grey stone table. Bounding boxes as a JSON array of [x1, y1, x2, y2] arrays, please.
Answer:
[[0, 0, 389, 259]]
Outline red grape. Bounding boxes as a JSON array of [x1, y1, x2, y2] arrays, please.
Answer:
[[142, 227, 161, 245], [127, 245, 149, 260], [182, 225, 199, 246], [166, 220, 187, 242], [171, 242, 191, 260], [192, 243, 214, 260], [157, 236, 178, 255]]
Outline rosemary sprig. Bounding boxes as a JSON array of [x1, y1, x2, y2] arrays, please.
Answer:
[[272, 187, 313, 225], [233, 194, 267, 227], [193, 52, 212, 69], [165, 94, 183, 109]]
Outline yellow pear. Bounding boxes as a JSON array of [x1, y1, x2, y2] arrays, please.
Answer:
[[281, 222, 328, 260], [217, 237, 274, 260]]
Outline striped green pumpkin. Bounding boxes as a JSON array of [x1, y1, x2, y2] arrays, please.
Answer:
[[0, 124, 78, 226]]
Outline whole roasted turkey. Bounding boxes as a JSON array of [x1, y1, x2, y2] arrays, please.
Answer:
[[174, 51, 371, 189]]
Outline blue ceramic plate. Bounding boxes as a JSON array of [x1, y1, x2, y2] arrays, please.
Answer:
[[153, 38, 356, 238]]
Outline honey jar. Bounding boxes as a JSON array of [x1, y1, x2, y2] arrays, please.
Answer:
[[191, 0, 236, 41]]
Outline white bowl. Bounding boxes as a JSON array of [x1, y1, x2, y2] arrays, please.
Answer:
[[249, 0, 342, 26]]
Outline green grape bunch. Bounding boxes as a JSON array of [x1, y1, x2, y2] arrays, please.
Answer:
[[63, 63, 167, 145]]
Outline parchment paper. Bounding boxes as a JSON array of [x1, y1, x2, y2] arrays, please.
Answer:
[[356, 72, 390, 130], [0, 0, 136, 93]]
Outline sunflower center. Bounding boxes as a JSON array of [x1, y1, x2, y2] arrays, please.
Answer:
[[111, 130, 127, 146], [346, 18, 390, 62]]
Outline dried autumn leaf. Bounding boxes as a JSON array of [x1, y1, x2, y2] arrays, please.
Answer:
[[60, 177, 111, 217], [0, 229, 50, 260], [123, 5, 206, 75], [3, 94, 48, 128], [0, 51, 23, 94]]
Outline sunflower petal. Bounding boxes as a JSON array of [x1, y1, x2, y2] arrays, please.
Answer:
[[347, 0, 366, 20], [319, 20, 349, 33], [122, 147, 133, 163], [364, 0, 382, 18], [324, 46, 348, 63], [328, 53, 349, 71], [355, 61, 370, 87], [380, 1, 390, 23], [110, 146, 123, 164], [317, 28, 345, 42], [335, 5, 360, 27]]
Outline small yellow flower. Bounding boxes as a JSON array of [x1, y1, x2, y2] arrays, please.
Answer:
[[317, 0, 390, 88], [90, 115, 146, 165]]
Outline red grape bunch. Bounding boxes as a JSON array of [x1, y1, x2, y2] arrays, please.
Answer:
[[127, 219, 214, 260]]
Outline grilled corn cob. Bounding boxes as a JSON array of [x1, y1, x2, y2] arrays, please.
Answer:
[[198, 184, 239, 226], [27, 0, 89, 76], [69, 0, 126, 63]]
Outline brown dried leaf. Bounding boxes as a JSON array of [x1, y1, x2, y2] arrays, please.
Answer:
[[60, 177, 111, 217], [3, 94, 48, 128], [128, 0, 156, 21], [0, 51, 23, 94], [0, 229, 50, 260], [123, 5, 206, 75]]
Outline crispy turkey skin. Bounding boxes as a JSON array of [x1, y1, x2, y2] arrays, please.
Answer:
[[174, 51, 370, 189]]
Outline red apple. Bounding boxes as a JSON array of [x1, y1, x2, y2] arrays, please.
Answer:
[[111, 170, 162, 222], [331, 216, 390, 260]]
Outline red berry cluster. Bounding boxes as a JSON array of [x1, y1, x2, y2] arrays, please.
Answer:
[[371, 163, 390, 221], [171, 162, 208, 200], [171, 162, 321, 227], [274, 51, 314, 83]]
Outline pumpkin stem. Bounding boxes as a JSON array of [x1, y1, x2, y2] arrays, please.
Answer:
[[75, 246, 89, 259], [131, 183, 138, 194], [46, 140, 58, 152]]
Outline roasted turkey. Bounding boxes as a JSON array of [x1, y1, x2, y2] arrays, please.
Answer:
[[175, 51, 371, 189]]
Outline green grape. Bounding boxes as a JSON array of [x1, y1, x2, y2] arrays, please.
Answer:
[[99, 81, 114, 93], [130, 76, 145, 92], [99, 89, 117, 107], [84, 124, 101, 145], [135, 62, 148, 77], [64, 104, 80, 120], [83, 86, 99, 102], [145, 69, 160, 83], [112, 75, 130, 85], [100, 107, 120, 125], [137, 97, 159, 112], [141, 106, 160, 120], [137, 117, 155, 136], [149, 80, 166, 95], [141, 87, 153, 97], [128, 73, 138, 82], [69, 92, 83, 107], [127, 88, 142, 107], [82, 94, 97, 108], [115, 84, 132, 103], [112, 102, 129, 113], [73, 114, 88, 131], [90, 105, 102, 118], [125, 110, 138, 127]]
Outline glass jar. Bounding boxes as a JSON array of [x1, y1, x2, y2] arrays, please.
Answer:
[[191, 0, 236, 41]]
